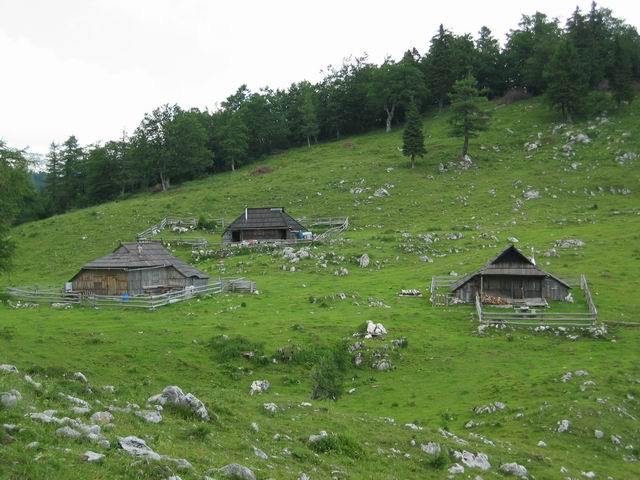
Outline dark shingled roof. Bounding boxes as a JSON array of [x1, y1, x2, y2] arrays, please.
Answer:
[[451, 245, 570, 291], [223, 207, 305, 232], [73, 241, 209, 279]]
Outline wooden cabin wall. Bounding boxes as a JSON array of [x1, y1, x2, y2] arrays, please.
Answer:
[[453, 275, 568, 302], [542, 278, 570, 300], [72, 269, 128, 295]]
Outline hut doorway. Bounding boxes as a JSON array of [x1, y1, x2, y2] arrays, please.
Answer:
[[232, 231, 241, 242]]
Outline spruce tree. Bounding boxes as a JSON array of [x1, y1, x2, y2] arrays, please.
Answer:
[[610, 34, 635, 107], [448, 75, 490, 158], [300, 90, 320, 147], [402, 100, 426, 169], [544, 40, 587, 121]]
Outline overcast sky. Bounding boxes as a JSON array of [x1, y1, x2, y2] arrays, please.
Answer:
[[1, 0, 638, 155]]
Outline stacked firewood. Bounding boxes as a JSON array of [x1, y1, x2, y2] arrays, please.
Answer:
[[481, 293, 509, 305], [400, 289, 422, 297]]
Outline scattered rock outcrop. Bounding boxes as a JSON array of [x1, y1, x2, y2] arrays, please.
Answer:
[[147, 386, 209, 421]]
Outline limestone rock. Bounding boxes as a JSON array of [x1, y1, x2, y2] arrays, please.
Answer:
[[1, 390, 21, 408], [453, 450, 491, 470], [117, 436, 162, 461], [90, 411, 114, 424], [24, 375, 42, 391], [135, 410, 163, 423], [250, 380, 270, 395], [421, 442, 441, 455], [557, 419, 571, 433], [56, 426, 81, 439], [308, 431, 328, 444], [81, 451, 105, 462], [253, 446, 268, 459], [0, 365, 18, 374], [500, 462, 528, 478], [147, 386, 209, 421], [217, 463, 256, 480], [263, 402, 278, 413]]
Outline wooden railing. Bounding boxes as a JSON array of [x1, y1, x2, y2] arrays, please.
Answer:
[[5, 287, 82, 305], [7, 278, 255, 310], [87, 281, 225, 309], [580, 274, 598, 318], [430, 275, 458, 306], [475, 294, 483, 321], [314, 217, 349, 242]]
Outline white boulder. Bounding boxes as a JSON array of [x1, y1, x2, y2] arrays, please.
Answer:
[[147, 386, 209, 421], [250, 380, 270, 395]]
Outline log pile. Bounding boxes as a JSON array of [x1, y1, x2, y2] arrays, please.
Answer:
[[400, 289, 422, 297], [481, 293, 509, 305]]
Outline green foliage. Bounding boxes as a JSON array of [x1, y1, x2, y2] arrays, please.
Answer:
[[402, 100, 426, 168], [208, 335, 264, 361], [448, 75, 491, 157], [300, 89, 320, 147], [1, 95, 640, 479], [308, 433, 364, 458], [310, 341, 350, 400], [218, 111, 249, 171], [544, 40, 588, 120], [0, 140, 36, 272], [609, 34, 636, 107], [584, 91, 614, 116]]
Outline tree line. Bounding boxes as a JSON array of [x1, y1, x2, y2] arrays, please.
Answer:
[[2, 2, 639, 228]]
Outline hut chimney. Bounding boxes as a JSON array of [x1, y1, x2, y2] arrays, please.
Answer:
[[245, 208, 248, 220], [530, 247, 536, 265], [137, 244, 143, 255]]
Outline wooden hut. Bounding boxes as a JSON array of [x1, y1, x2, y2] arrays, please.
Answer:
[[222, 207, 306, 243], [70, 241, 209, 295], [450, 245, 570, 304]]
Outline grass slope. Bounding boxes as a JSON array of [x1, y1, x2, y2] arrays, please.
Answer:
[[1, 97, 639, 479]]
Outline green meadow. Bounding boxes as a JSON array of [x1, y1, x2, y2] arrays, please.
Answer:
[[1, 97, 639, 479]]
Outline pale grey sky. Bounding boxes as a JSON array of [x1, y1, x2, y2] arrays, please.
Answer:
[[1, 0, 638, 154]]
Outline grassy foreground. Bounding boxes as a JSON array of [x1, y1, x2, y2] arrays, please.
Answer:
[[1, 97, 640, 479]]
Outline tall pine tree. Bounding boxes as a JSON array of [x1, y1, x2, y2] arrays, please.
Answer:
[[448, 75, 490, 158], [402, 100, 426, 169], [300, 90, 320, 147], [544, 40, 587, 121], [609, 34, 635, 107]]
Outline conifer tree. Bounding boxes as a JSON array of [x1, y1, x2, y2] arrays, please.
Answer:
[[610, 34, 635, 107], [402, 100, 426, 169], [544, 40, 587, 121], [448, 75, 490, 158], [300, 90, 320, 147]]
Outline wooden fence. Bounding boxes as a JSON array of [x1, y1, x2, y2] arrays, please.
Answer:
[[5, 287, 82, 305], [86, 281, 225, 309], [475, 274, 598, 327], [429, 275, 458, 306], [314, 217, 349, 242], [6, 278, 256, 310]]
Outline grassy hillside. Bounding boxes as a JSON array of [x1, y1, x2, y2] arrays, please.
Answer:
[[1, 97, 639, 479]]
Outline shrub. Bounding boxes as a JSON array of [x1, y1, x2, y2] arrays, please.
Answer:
[[184, 424, 211, 440], [310, 341, 350, 400], [198, 216, 218, 231], [429, 446, 450, 470], [208, 335, 264, 361], [584, 90, 614, 116], [308, 433, 364, 458]]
